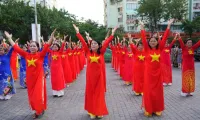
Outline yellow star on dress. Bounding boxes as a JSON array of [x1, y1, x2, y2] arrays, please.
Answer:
[[138, 55, 145, 61], [90, 55, 100, 63], [188, 49, 193, 54], [52, 55, 58, 60], [68, 53, 72, 56], [122, 52, 125, 54], [128, 54, 133, 57], [62, 55, 66, 58], [150, 53, 160, 62], [77, 52, 80, 55], [27, 58, 37, 67], [165, 49, 170, 53], [74, 52, 77, 55]]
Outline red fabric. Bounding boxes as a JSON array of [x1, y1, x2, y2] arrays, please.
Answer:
[[161, 40, 175, 84], [68, 49, 76, 80], [119, 47, 126, 78], [76, 33, 114, 116], [123, 51, 134, 82], [49, 46, 65, 91], [13, 44, 49, 115], [10, 51, 18, 80], [130, 44, 145, 93], [77, 49, 83, 71], [62, 48, 73, 84], [141, 29, 169, 114], [178, 38, 200, 93]]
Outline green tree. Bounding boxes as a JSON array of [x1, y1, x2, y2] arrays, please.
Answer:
[[163, 0, 188, 20], [137, 0, 163, 32], [181, 20, 195, 37]]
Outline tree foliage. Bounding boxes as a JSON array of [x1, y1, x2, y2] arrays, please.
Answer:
[[137, 0, 188, 32], [0, 0, 120, 44]]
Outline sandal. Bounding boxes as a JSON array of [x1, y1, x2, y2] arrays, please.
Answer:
[[33, 111, 45, 119], [32, 113, 39, 119]]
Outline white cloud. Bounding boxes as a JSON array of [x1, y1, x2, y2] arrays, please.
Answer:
[[57, 0, 104, 25]]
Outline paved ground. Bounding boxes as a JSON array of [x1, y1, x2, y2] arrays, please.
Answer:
[[0, 63, 200, 120]]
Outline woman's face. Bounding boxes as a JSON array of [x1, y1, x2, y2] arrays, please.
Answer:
[[165, 42, 169, 47], [186, 40, 192, 48], [29, 42, 38, 53], [91, 40, 99, 51], [138, 44, 143, 51], [149, 38, 158, 48], [52, 44, 59, 51], [22, 46, 27, 51]]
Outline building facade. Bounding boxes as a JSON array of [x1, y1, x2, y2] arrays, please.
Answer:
[[189, 0, 200, 20], [104, 0, 194, 32], [104, 0, 139, 32]]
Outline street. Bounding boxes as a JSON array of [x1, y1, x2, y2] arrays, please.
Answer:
[[0, 63, 200, 120]]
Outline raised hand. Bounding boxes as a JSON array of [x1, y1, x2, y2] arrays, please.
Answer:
[[111, 26, 118, 36], [105, 30, 110, 39], [85, 31, 89, 37], [73, 24, 79, 33], [15, 38, 19, 43], [167, 19, 174, 29], [139, 21, 145, 30], [4, 31, 12, 39], [48, 29, 56, 44], [4, 31, 15, 46]]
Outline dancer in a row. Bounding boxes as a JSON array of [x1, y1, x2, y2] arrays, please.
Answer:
[[140, 19, 174, 116], [5, 29, 56, 119], [73, 24, 117, 119], [0, 41, 16, 100]]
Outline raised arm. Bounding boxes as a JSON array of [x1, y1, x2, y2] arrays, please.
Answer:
[[159, 19, 174, 50], [192, 40, 200, 50], [101, 27, 117, 53], [4, 31, 27, 58], [40, 29, 56, 57], [130, 43, 137, 54], [73, 24, 89, 53], [169, 34, 177, 49], [178, 38, 185, 49]]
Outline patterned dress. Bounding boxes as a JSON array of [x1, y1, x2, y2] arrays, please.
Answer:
[[19, 56, 26, 88], [0, 48, 16, 97]]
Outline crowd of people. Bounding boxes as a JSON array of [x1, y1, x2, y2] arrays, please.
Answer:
[[0, 19, 200, 119]]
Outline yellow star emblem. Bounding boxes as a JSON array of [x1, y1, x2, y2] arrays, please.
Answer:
[[165, 49, 170, 53], [62, 55, 66, 58], [77, 52, 80, 55], [52, 55, 58, 60], [188, 49, 193, 55], [68, 53, 72, 56], [122, 51, 125, 54], [74, 52, 77, 55], [138, 55, 145, 61], [128, 54, 133, 57], [150, 53, 160, 62], [27, 58, 37, 67], [90, 55, 100, 63]]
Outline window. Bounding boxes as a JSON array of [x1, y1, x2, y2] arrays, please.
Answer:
[[126, 3, 137, 10], [118, 17, 123, 22], [128, 26, 135, 31]]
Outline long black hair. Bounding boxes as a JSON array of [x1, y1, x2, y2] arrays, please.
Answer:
[[90, 40, 102, 55], [136, 41, 143, 47], [52, 43, 61, 51]]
